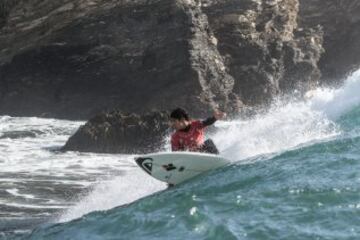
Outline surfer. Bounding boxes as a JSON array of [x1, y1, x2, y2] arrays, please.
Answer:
[[169, 108, 226, 154]]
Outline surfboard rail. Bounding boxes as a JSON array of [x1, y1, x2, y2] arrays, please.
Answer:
[[135, 152, 230, 185]]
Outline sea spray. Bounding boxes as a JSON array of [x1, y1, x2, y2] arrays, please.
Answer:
[[212, 101, 339, 160], [307, 69, 360, 120], [59, 168, 166, 222], [212, 69, 360, 160]]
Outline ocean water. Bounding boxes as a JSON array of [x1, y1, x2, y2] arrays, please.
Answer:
[[1, 69, 360, 239]]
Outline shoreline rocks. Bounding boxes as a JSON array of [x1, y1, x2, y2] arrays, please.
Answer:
[[0, 0, 359, 153], [62, 110, 170, 154], [298, 0, 360, 83], [0, 0, 336, 120]]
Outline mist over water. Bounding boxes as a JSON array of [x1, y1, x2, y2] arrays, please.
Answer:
[[1, 69, 360, 239]]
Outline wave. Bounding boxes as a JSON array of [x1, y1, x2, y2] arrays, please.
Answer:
[[23, 68, 360, 239], [307, 68, 360, 120], [213, 69, 360, 160], [59, 169, 166, 222], [26, 129, 360, 239], [58, 68, 360, 222]]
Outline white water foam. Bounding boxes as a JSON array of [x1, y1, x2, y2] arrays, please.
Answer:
[[0, 117, 84, 174], [213, 69, 360, 160], [0, 115, 166, 224], [307, 69, 360, 120], [0, 116, 137, 175], [59, 168, 166, 222], [213, 101, 339, 160], [0, 117, 149, 221], [6, 188, 36, 199]]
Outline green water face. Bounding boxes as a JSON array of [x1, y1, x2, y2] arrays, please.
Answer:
[[25, 120, 360, 240]]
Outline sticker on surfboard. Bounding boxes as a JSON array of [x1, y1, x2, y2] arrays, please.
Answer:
[[135, 152, 229, 185]]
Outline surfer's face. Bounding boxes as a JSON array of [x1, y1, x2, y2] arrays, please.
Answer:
[[170, 118, 189, 130]]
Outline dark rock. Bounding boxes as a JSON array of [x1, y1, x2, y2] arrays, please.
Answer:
[[0, 0, 239, 119], [0, 0, 326, 120], [202, 0, 323, 105], [298, 0, 360, 83], [0, 0, 21, 28], [62, 110, 170, 154]]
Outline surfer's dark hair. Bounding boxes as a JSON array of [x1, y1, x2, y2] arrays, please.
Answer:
[[170, 108, 189, 121]]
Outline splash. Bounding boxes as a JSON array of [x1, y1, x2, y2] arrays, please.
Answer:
[[307, 69, 360, 119], [213, 101, 339, 160], [59, 168, 166, 222], [213, 69, 360, 160]]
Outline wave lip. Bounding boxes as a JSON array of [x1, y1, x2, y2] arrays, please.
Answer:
[[213, 69, 360, 160], [307, 69, 360, 119]]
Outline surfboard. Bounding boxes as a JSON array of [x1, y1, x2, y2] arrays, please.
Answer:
[[135, 152, 230, 185]]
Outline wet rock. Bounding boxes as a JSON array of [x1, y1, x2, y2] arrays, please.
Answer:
[[0, 0, 347, 120], [0, 0, 238, 119], [62, 110, 170, 154], [202, 0, 323, 105], [298, 0, 360, 83]]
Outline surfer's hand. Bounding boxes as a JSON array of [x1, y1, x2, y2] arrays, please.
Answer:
[[214, 111, 226, 120]]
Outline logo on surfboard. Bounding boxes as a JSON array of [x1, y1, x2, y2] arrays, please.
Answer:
[[162, 164, 176, 171], [135, 157, 153, 174]]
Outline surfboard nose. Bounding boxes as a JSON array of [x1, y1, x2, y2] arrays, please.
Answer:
[[135, 157, 153, 175]]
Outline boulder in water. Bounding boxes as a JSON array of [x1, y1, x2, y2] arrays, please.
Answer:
[[62, 111, 170, 154]]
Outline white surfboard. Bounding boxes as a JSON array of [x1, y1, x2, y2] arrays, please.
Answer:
[[135, 152, 230, 185]]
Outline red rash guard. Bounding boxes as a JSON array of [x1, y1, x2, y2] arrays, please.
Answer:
[[171, 116, 217, 151]]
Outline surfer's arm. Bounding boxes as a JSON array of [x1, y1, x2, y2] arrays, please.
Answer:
[[201, 117, 217, 127], [201, 111, 226, 127]]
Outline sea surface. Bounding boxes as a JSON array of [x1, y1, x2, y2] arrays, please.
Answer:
[[1, 70, 360, 239]]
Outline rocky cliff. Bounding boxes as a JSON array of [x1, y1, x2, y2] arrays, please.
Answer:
[[1, 0, 359, 153], [298, 0, 360, 83], [0, 0, 239, 119], [0, 0, 324, 120], [201, 0, 322, 105]]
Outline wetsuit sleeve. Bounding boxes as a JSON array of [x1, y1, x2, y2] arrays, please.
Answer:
[[171, 134, 182, 151], [201, 116, 217, 127]]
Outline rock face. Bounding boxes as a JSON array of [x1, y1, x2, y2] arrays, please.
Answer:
[[201, 0, 323, 105], [0, 0, 238, 119], [0, 0, 324, 120], [3, 0, 359, 153], [62, 111, 170, 154], [298, 0, 360, 83]]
